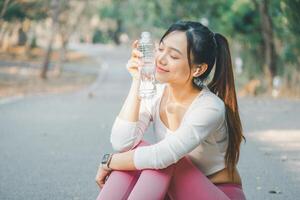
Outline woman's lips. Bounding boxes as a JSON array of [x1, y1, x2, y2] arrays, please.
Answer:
[[156, 66, 169, 73]]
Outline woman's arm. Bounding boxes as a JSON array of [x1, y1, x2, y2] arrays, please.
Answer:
[[118, 79, 141, 122], [117, 40, 143, 122], [108, 98, 225, 171], [110, 79, 153, 152], [110, 41, 152, 152], [109, 150, 137, 171], [133, 100, 225, 170]]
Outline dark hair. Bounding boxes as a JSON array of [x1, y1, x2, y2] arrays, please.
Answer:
[[160, 21, 246, 179]]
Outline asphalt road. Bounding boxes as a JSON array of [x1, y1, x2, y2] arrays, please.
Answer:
[[0, 44, 299, 200]]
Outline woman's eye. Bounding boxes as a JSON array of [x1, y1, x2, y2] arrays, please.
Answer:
[[170, 55, 179, 59]]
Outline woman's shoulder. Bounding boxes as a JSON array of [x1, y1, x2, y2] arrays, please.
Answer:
[[194, 87, 226, 112], [185, 88, 226, 127]]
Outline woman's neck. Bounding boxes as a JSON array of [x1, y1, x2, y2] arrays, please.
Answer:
[[166, 83, 200, 104]]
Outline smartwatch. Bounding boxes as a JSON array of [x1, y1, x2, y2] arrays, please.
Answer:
[[101, 153, 113, 171]]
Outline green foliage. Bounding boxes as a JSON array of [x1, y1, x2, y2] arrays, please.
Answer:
[[284, 0, 300, 37], [1, 1, 47, 21], [98, 0, 298, 79], [280, 0, 300, 68], [1, 0, 298, 92], [92, 29, 112, 44], [30, 36, 37, 48]]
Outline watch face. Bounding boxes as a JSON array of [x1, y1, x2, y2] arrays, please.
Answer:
[[101, 154, 110, 164]]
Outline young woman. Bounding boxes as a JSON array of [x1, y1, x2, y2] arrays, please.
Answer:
[[95, 21, 246, 200]]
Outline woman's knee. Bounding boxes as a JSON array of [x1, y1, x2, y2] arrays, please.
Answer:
[[174, 156, 203, 174], [132, 140, 176, 173]]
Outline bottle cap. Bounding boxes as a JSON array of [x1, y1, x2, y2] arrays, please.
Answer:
[[141, 32, 151, 42]]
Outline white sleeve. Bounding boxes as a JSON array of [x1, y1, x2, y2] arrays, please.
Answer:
[[133, 101, 225, 169], [110, 99, 153, 152]]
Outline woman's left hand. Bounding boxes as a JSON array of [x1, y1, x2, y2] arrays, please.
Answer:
[[95, 166, 112, 189]]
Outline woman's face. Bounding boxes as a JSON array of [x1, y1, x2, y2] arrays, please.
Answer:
[[155, 31, 192, 85]]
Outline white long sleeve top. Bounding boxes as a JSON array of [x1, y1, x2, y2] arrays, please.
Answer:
[[110, 84, 228, 176]]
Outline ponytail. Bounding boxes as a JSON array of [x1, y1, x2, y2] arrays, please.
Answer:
[[208, 33, 246, 180]]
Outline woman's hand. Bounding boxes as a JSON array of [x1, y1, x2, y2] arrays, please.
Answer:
[[126, 40, 143, 80], [95, 166, 112, 189]]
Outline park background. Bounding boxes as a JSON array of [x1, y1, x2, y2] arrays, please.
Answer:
[[0, 0, 300, 200]]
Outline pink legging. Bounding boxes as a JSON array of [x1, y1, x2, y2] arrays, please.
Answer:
[[96, 140, 246, 200]]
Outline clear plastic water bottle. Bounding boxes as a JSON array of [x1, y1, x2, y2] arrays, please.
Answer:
[[138, 32, 156, 99]]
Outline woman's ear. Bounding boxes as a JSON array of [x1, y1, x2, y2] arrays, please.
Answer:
[[193, 63, 208, 77]]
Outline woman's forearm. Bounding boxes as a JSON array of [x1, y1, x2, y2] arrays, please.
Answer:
[[109, 150, 137, 171], [118, 79, 141, 122]]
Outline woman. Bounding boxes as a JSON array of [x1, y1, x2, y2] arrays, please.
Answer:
[[95, 21, 246, 200]]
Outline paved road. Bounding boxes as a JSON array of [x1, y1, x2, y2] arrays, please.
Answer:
[[0, 44, 299, 200]]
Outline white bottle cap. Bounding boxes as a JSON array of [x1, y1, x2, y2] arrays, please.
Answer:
[[141, 32, 151, 42]]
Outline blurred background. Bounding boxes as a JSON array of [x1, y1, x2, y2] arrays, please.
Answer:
[[0, 0, 299, 98], [0, 0, 300, 200]]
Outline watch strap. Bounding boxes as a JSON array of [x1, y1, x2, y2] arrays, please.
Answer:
[[101, 153, 113, 171]]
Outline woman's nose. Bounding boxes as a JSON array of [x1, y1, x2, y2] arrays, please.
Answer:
[[156, 52, 167, 65]]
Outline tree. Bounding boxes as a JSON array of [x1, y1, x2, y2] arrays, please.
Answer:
[[41, 0, 89, 78], [283, 0, 300, 65], [0, 0, 47, 51], [40, 0, 61, 79], [50, 1, 88, 76], [0, 0, 12, 19], [252, 0, 277, 92], [98, 0, 126, 44]]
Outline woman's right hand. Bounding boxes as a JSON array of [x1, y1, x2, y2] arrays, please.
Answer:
[[126, 40, 143, 80]]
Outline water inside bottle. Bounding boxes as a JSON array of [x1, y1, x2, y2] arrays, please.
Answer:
[[139, 60, 156, 98], [138, 35, 156, 98]]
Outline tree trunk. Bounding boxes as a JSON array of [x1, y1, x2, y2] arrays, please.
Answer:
[[256, 0, 277, 92], [0, 0, 11, 19], [0, 0, 11, 33], [54, 35, 68, 77], [41, 34, 54, 79], [113, 19, 122, 45], [40, 0, 60, 79], [52, 1, 88, 76]]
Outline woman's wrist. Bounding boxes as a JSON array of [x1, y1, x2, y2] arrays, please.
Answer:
[[107, 154, 113, 168], [131, 79, 142, 100], [101, 153, 114, 171]]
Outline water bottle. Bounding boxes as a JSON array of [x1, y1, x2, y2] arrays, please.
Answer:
[[138, 32, 156, 99]]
